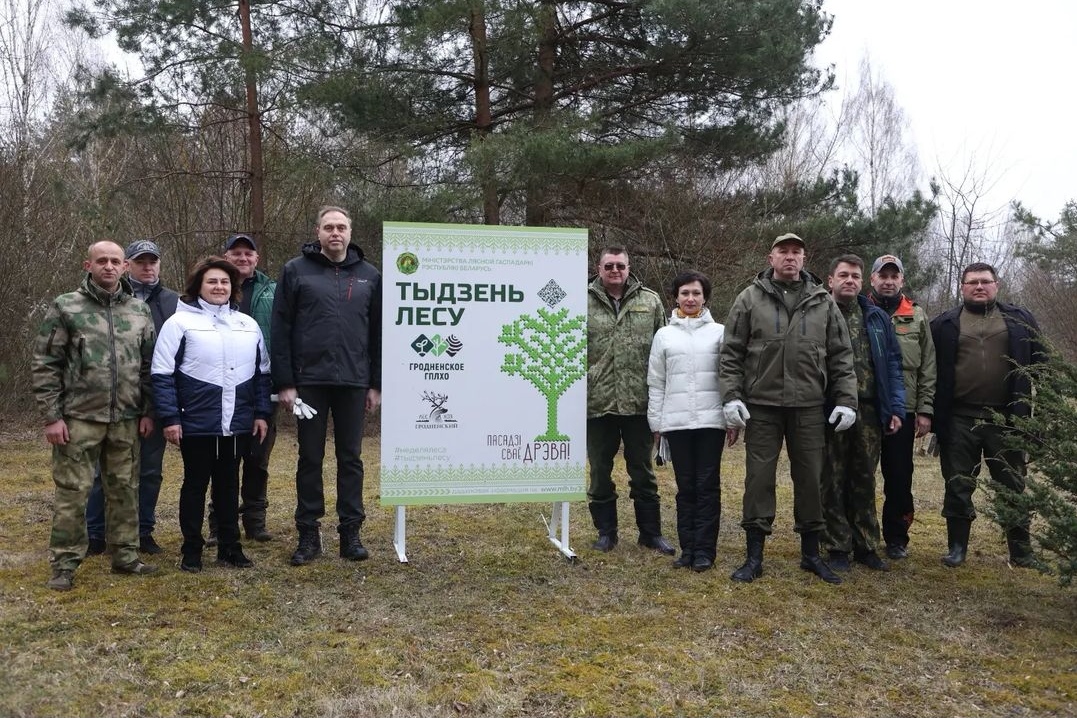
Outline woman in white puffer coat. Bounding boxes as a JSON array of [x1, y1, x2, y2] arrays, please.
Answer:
[[647, 270, 737, 572]]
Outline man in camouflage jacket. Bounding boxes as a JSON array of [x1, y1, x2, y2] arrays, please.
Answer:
[[586, 246, 674, 556], [33, 241, 158, 590]]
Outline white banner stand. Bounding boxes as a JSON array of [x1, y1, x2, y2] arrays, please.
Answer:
[[393, 505, 409, 563], [392, 503, 576, 563], [546, 501, 577, 560]]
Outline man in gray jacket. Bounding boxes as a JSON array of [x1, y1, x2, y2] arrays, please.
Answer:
[[719, 233, 857, 584]]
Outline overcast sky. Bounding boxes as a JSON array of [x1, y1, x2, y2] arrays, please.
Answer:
[[816, 0, 1076, 221]]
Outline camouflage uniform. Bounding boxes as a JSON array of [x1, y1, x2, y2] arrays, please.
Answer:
[[32, 274, 155, 572], [586, 273, 667, 544], [822, 296, 905, 557]]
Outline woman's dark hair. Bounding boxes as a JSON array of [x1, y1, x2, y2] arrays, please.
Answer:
[[670, 270, 712, 302], [183, 256, 242, 304]]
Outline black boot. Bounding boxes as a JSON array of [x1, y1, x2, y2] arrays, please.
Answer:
[[339, 525, 370, 561], [588, 502, 619, 552], [799, 531, 842, 584], [291, 526, 322, 566], [942, 518, 971, 568], [1006, 524, 1039, 568], [244, 515, 273, 542], [731, 530, 765, 583], [672, 551, 694, 568], [634, 501, 676, 555], [217, 543, 254, 568]]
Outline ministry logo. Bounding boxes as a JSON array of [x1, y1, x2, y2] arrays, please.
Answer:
[[411, 333, 463, 357], [396, 252, 419, 275]]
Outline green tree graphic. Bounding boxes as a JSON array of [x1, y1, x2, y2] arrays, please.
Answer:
[[498, 307, 586, 441]]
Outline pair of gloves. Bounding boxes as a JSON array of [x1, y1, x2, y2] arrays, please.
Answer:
[[270, 393, 319, 420], [723, 400, 856, 432]]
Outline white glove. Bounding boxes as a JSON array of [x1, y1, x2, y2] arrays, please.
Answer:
[[723, 400, 750, 428], [293, 397, 318, 420], [828, 406, 856, 432]]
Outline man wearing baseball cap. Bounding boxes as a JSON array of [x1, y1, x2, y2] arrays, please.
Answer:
[[719, 232, 857, 585], [86, 239, 179, 556], [867, 254, 936, 560]]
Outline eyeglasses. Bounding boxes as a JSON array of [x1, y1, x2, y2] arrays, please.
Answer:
[[961, 279, 997, 286], [603, 263, 627, 271]]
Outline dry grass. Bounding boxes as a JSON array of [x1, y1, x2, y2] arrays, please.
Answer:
[[0, 417, 1074, 717]]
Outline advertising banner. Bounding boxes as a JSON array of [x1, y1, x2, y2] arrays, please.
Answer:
[[381, 222, 588, 506]]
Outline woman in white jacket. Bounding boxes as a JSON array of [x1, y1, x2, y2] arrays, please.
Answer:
[[647, 271, 736, 572], [153, 257, 271, 573]]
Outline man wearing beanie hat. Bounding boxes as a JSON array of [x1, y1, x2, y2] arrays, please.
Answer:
[[867, 254, 936, 560], [86, 239, 179, 557]]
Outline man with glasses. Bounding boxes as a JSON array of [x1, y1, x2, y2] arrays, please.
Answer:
[[586, 246, 675, 555], [930, 262, 1045, 568]]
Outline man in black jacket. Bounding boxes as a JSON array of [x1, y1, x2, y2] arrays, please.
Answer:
[[86, 239, 179, 556], [272, 206, 382, 565], [930, 262, 1046, 569]]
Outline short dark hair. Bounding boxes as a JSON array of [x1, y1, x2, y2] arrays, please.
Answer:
[[597, 246, 629, 263], [317, 205, 351, 224], [961, 262, 998, 283], [183, 256, 242, 305], [828, 254, 865, 277], [670, 270, 712, 302]]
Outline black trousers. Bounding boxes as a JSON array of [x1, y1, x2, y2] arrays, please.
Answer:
[[179, 435, 249, 556], [294, 385, 368, 530], [880, 412, 916, 547], [665, 428, 725, 560]]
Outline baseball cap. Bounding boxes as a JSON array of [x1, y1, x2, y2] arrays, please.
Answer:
[[224, 233, 258, 251], [871, 254, 905, 274], [771, 232, 806, 249], [125, 239, 161, 260]]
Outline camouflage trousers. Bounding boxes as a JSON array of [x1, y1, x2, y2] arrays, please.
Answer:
[[822, 403, 883, 555], [49, 418, 140, 571]]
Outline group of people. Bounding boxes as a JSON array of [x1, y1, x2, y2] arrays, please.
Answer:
[[587, 234, 1044, 584], [35, 215, 1043, 591], [35, 206, 382, 591]]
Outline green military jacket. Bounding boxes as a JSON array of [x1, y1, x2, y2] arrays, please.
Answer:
[[887, 295, 936, 416], [32, 274, 155, 424], [587, 274, 666, 418], [719, 269, 857, 409], [247, 269, 276, 353]]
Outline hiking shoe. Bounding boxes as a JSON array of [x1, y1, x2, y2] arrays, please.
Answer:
[[246, 526, 273, 542], [827, 550, 852, 572], [180, 555, 203, 573], [111, 560, 159, 576], [139, 534, 163, 555], [217, 547, 254, 568], [885, 544, 908, 560], [47, 569, 74, 591], [855, 551, 891, 572]]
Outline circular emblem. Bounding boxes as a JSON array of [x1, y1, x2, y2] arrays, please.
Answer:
[[396, 252, 419, 275]]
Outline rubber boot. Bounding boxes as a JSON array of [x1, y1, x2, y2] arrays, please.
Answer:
[[799, 531, 842, 584], [588, 502, 618, 552], [1006, 524, 1038, 568], [634, 501, 676, 555], [731, 530, 765, 583], [942, 518, 971, 567]]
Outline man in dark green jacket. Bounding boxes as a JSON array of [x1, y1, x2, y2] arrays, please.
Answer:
[[719, 233, 857, 585], [586, 246, 674, 555]]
